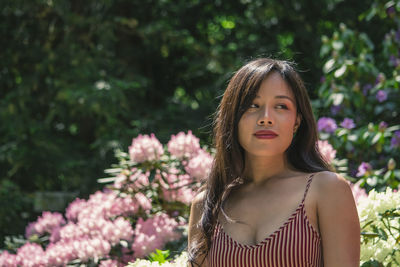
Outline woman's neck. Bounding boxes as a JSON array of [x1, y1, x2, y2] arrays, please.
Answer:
[[243, 153, 295, 184]]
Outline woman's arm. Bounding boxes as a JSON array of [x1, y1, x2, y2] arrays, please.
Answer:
[[188, 191, 208, 267], [315, 171, 360, 267]]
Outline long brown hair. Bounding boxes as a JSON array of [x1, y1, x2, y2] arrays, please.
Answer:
[[188, 58, 332, 266]]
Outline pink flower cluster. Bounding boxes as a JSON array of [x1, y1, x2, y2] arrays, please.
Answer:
[[25, 211, 65, 238], [167, 130, 200, 159], [318, 140, 336, 164], [185, 149, 213, 181], [132, 213, 182, 258], [0, 190, 156, 266], [129, 134, 164, 163], [159, 168, 196, 205], [114, 169, 150, 192], [0, 131, 207, 266]]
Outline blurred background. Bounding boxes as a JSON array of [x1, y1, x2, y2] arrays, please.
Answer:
[[1, 0, 398, 248]]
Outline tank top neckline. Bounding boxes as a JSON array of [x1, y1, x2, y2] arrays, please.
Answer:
[[215, 173, 320, 249]]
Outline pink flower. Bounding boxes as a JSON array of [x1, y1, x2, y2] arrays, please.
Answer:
[[158, 168, 196, 204], [101, 217, 134, 245], [16, 243, 47, 267], [0, 251, 18, 267], [99, 259, 120, 267], [129, 169, 150, 189], [129, 134, 164, 163], [72, 237, 111, 262], [135, 192, 152, 211], [45, 240, 77, 266], [114, 169, 151, 192], [356, 162, 372, 177], [185, 149, 213, 181], [131, 232, 164, 258], [167, 130, 200, 159], [49, 226, 62, 243], [59, 222, 86, 241], [317, 140, 336, 164], [66, 198, 87, 222], [25, 211, 66, 238], [132, 213, 182, 258]]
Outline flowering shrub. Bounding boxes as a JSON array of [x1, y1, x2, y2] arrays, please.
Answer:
[[359, 188, 400, 266], [0, 131, 211, 266], [316, 0, 400, 191]]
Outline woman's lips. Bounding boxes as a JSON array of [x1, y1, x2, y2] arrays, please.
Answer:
[[254, 134, 278, 139], [254, 130, 278, 139]]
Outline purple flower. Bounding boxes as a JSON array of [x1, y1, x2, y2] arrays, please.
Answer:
[[379, 121, 388, 131], [340, 118, 355, 129], [356, 162, 372, 177], [391, 131, 400, 148], [375, 73, 385, 84], [386, 6, 396, 17], [376, 90, 388, 102], [389, 55, 400, 67], [362, 84, 373, 96], [330, 105, 341, 115], [320, 76, 326, 83], [317, 117, 337, 133]]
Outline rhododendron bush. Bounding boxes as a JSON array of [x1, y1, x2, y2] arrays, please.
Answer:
[[0, 131, 213, 266]]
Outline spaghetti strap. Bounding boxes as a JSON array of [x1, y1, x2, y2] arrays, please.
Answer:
[[208, 171, 323, 266], [301, 173, 316, 204]]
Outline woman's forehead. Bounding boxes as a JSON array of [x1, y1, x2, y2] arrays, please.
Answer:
[[255, 73, 295, 100]]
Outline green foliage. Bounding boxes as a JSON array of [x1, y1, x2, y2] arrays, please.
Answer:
[[0, 180, 33, 247], [0, 0, 393, 250], [147, 249, 171, 263], [316, 0, 400, 190]]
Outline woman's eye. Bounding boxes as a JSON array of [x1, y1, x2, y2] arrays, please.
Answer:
[[249, 103, 259, 108], [276, 104, 288, 109]]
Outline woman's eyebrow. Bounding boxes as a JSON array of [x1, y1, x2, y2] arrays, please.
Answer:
[[255, 95, 295, 103], [275, 95, 295, 103]]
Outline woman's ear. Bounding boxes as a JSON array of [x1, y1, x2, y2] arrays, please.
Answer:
[[294, 114, 302, 132]]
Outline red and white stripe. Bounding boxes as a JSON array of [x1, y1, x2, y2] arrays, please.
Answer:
[[207, 174, 322, 267]]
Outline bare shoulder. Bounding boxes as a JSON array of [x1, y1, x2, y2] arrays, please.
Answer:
[[188, 189, 206, 249], [312, 171, 352, 196], [189, 189, 206, 228], [312, 171, 360, 265], [192, 190, 206, 205]]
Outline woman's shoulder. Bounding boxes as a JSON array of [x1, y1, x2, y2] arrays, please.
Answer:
[[192, 189, 206, 206], [312, 170, 349, 187], [311, 171, 353, 202]]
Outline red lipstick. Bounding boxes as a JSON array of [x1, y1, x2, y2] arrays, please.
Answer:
[[254, 130, 278, 139]]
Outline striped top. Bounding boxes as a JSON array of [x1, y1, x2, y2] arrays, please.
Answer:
[[207, 174, 322, 267]]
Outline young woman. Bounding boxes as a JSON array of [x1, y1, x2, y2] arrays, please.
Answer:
[[187, 58, 360, 266]]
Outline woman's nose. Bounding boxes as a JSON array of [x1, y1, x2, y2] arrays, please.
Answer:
[[257, 108, 274, 126]]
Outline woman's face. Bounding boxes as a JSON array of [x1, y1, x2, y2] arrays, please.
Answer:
[[238, 72, 301, 158]]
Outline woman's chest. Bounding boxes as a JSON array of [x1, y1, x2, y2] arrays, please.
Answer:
[[218, 182, 319, 246]]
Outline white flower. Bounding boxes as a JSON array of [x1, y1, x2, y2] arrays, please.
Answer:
[[359, 187, 400, 265]]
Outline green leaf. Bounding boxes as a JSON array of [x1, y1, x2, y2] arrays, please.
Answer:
[[361, 260, 381, 267], [378, 228, 388, 240], [323, 59, 335, 73], [334, 65, 347, 78], [149, 169, 156, 183], [371, 132, 382, 145], [147, 249, 170, 263], [383, 171, 392, 182]]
